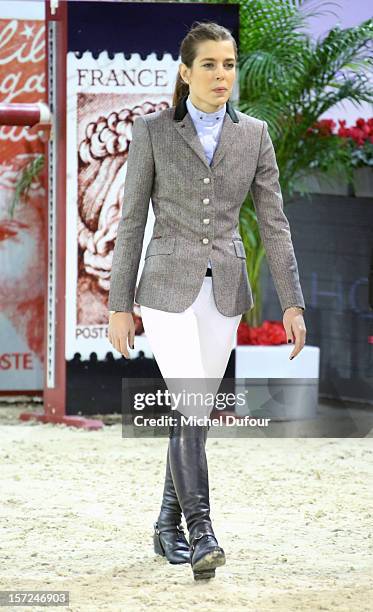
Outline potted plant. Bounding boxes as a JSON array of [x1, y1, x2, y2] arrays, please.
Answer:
[[204, 0, 371, 415], [293, 119, 354, 196], [296, 117, 373, 196], [215, 0, 373, 327], [338, 117, 373, 197]]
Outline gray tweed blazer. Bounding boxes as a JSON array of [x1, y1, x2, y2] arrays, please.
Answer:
[[108, 95, 305, 317]]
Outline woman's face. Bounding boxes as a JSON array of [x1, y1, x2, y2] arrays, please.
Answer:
[[180, 39, 237, 113]]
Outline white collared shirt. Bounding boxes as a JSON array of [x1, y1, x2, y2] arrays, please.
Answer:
[[186, 95, 226, 165]]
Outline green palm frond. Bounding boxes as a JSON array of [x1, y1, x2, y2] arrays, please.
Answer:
[[306, 21, 373, 85], [9, 154, 45, 218], [237, 98, 287, 137]]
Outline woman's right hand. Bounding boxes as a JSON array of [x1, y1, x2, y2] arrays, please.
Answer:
[[108, 311, 135, 358]]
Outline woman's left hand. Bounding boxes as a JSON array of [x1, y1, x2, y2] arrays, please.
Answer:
[[283, 307, 306, 360]]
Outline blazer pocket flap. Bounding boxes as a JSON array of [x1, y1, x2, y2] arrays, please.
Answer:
[[233, 240, 246, 258], [145, 236, 176, 258]]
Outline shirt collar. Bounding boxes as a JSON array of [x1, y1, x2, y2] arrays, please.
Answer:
[[186, 95, 226, 124]]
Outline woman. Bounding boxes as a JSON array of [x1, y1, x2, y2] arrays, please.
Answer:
[[108, 21, 306, 580]]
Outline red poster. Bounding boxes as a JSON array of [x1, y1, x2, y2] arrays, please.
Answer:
[[0, 18, 46, 391]]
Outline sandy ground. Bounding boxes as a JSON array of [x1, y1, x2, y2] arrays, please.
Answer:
[[0, 400, 373, 612]]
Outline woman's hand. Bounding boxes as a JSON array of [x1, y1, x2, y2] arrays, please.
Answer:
[[283, 307, 306, 360], [108, 311, 135, 359]]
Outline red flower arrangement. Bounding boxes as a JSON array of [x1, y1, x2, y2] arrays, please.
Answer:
[[305, 117, 373, 171], [306, 117, 373, 146], [337, 117, 373, 146], [237, 320, 287, 345], [306, 118, 336, 136]]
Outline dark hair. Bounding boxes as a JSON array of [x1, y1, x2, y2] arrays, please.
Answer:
[[172, 20, 237, 107]]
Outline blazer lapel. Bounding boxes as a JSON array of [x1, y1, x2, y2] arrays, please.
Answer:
[[173, 95, 240, 170], [210, 113, 239, 169], [174, 112, 211, 169]]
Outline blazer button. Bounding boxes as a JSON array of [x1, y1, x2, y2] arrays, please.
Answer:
[[202, 238, 209, 245], [203, 177, 210, 184], [203, 218, 210, 224], [202, 198, 210, 204]]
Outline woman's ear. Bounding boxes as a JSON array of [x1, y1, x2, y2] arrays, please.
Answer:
[[179, 64, 189, 85]]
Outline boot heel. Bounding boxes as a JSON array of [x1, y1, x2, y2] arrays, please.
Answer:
[[193, 568, 215, 580], [153, 528, 165, 556]]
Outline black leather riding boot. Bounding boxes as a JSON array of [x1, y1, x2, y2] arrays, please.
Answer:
[[168, 410, 225, 580], [153, 444, 190, 564]]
